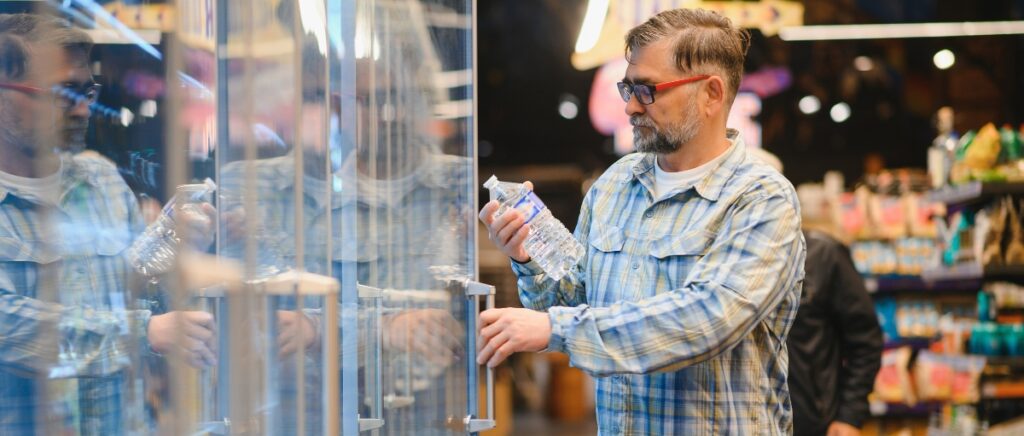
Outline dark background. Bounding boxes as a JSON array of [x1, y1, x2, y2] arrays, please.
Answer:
[[477, 0, 1024, 194]]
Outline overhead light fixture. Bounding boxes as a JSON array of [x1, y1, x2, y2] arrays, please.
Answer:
[[933, 49, 956, 70], [854, 56, 874, 72], [559, 94, 580, 120], [830, 102, 851, 123], [798, 95, 821, 114], [779, 21, 1024, 41], [575, 0, 610, 53]]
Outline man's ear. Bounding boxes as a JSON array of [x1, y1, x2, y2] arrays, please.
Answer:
[[703, 76, 727, 117]]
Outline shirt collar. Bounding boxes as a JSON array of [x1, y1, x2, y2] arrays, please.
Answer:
[[630, 128, 746, 202], [0, 154, 93, 207]]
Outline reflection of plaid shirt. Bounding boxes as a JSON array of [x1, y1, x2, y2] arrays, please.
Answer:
[[218, 151, 473, 435], [513, 131, 806, 435], [0, 154, 150, 434]]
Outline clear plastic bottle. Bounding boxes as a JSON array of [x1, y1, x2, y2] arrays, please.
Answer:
[[127, 179, 216, 278], [483, 175, 584, 280]]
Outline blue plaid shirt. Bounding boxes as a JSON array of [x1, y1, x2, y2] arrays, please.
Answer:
[[512, 131, 806, 435], [0, 153, 151, 434]]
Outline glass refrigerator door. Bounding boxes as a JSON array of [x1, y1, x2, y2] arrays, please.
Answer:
[[334, 0, 485, 434], [0, 0, 482, 434]]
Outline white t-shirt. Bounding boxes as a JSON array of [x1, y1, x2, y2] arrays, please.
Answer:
[[0, 163, 63, 206], [653, 148, 730, 200]]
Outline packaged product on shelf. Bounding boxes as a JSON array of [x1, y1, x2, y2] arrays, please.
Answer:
[[1001, 124, 1021, 161], [965, 123, 1002, 171], [949, 355, 986, 404], [835, 189, 871, 240], [852, 241, 898, 276], [988, 282, 1024, 309], [907, 193, 944, 238], [872, 346, 916, 405], [928, 107, 958, 189], [876, 298, 899, 342], [871, 195, 908, 240], [914, 351, 954, 401], [940, 210, 976, 266], [1005, 198, 1024, 264], [977, 204, 1005, 266]]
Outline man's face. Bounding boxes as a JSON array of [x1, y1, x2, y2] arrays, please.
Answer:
[[0, 44, 92, 156], [622, 38, 705, 154]]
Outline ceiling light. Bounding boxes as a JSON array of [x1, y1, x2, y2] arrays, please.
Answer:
[[933, 49, 956, 70], [779, 21, 1024, 41], [854, 56, 874, 71], [574, 0, 610, 53], [798, 95, 821, 114], [830, 102, 851, 123]]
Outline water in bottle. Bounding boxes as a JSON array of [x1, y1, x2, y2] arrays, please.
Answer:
[[483, 175, 583, 280], [127, 179, 216, 278]]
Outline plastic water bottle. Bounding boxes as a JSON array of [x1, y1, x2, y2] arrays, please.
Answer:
[[127, 179, 216, 278], [483, 175, 583, 280]]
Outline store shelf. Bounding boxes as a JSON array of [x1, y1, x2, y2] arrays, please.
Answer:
[[928, 182, 1024, 207], [870, 401, 943, 418], [865, 275, 981, 295], [885, 337, 935, 351], [922, 263, 1024, 283], [983, 381, 1024, 399]]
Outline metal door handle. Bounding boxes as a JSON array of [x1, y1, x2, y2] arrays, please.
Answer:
[[356, 284, 386, 432], [464, 280, 496, 432]]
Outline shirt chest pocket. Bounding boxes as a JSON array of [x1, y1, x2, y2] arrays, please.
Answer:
[[647, 230, 716, 292]]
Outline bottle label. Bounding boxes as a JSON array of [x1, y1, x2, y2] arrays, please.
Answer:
[[513, 192, 546, 223]]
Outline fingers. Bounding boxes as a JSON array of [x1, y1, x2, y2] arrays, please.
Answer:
[[476, 331, 508, 365], [506, 224, 531, 253], [487, 342, 516, 368], [182, 337, 216, 368], [479, 308, 504, 325], [524, 181, 533, 191], [494, 214, 526, 246], [478, 201, 499, 225]]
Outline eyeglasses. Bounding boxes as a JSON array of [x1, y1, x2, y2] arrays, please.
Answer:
[[0, 82, 102, 110], [616, 75, 710, 105]]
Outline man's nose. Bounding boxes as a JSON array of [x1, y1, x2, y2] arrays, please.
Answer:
[[67, 97, 91, 118], [624, 93, 644, 117]]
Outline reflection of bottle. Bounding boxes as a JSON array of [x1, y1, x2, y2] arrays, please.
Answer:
[[127, 179, 216, 277], [928, 107, 959, 189], [483, 176, 583, 281]]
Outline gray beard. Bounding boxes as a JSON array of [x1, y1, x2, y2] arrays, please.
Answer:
[[631, 104, 702, 154]]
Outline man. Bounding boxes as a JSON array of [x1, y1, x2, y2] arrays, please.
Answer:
[[478, 9, 805, 434], [788, 230, 882, 436], [748, 148, 883, 436], [0, 14, 214, 433]]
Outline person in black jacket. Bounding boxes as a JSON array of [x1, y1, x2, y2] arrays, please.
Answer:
[[788, 229, 884, 436]]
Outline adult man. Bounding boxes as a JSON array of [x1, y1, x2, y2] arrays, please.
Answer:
[[789, 230, 882, 436], [478, 9, 805, 434], [0, 14, 215, 433]]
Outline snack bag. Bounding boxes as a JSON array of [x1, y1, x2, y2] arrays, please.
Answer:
[[872, 346, 916, 405], [913, 351, 954, 401]]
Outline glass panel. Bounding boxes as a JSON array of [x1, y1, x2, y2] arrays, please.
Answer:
[[348, 0, 476, 433], [0, 0, 474, 434], [0, 2, 176, 434]]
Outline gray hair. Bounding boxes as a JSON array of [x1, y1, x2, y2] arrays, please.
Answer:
[[625, 9, 750, 103], [0, 13, 92, 81]]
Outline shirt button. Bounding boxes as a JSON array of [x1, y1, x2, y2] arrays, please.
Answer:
[[644, 211, 653, 219], [631, 262, 639, 270]]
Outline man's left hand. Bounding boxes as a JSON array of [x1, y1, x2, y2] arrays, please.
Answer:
[[827, 421, 861, 436], [476, 308, 551, 368]]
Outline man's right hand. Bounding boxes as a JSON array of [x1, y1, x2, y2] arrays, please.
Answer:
[[479, 181, 533, 263], [148, 311, 217, 368]]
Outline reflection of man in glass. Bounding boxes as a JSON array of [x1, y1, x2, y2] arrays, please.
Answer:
[[0, 14, 215, 433], [219, 29, 471, 430]]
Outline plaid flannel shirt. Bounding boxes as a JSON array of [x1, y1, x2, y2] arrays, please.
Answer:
[[512, 130, 806, 435], [0, 153, 150, 435]]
